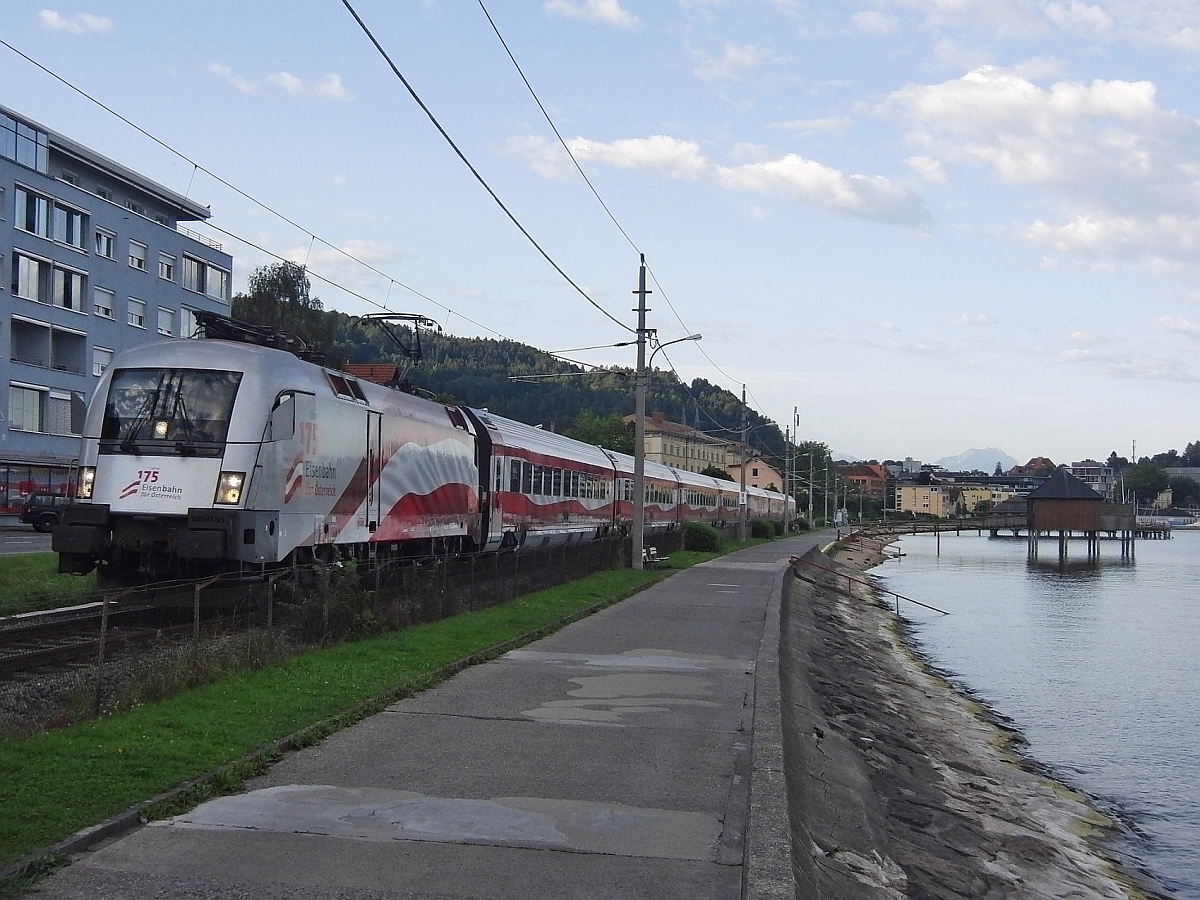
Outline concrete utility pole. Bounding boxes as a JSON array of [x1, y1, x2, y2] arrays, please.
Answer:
[[632, 255, 651, 570], [738, 383, 748, 541], [783, 425, 791, 531], [809, 446, 815, 531], [793, 407, 799, 529]]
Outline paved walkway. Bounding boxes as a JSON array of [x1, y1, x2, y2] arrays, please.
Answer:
[[37, 534, 826, 899]]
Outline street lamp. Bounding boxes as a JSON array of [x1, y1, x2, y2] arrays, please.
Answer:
[[631, 298, 702, 570]]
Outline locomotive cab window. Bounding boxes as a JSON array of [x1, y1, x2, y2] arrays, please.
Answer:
[[99, 368, 242, 457], [269, 393, 296, 441]]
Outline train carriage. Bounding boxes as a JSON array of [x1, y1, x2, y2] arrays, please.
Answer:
[[464, 409, 616, 549]]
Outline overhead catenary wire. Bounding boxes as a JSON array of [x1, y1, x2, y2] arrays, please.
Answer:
[[0, 36, 517, 343], [340, 0, 635, 336], [473, 6, 773, 424]]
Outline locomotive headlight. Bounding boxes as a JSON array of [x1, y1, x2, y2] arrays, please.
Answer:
[[214, 471, 246, 505], [153, 419, 169, 439], [77, 467, 96, 500]]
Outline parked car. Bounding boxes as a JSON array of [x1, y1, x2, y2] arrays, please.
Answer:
[[20, 493, 71, 532]]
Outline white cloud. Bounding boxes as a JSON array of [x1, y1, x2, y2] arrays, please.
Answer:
[[951, 312, 998, 325], [883, 65, 1200, 261], [38, 9, 112, 33], [505, 134, 929, 225], [1153, 314, 1200, 334], [207, 63, 257, 94], [543, 0, 639, 27], [907, 155, 949, 184], [772, 116, 853, 137], [896, 0, 1049, 39], [693, 42, 766, 80], [313, 74, 353, 102], [268, 72, 354, 101], [268, 72, 306, 96], [1045, 2, 1114, 36], [852, 10, 899, 34], [930, 39, 993, 71]]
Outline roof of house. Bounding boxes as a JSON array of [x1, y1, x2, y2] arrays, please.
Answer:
[[345, 363, 403, 386], [1026, 467, 1101, 501]]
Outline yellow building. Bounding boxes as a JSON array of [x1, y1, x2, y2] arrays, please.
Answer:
[[623, 412, 732, 474], [896, 484, 958, 518], [726, 452, 785, 492]]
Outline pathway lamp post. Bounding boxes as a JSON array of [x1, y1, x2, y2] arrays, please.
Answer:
[[632, 315, 701, 570]]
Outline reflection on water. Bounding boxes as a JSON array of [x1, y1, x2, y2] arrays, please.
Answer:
[[878, 532, 1200, 898]]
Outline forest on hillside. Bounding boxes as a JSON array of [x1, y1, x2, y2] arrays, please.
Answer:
[[230, 262, 820, 468]]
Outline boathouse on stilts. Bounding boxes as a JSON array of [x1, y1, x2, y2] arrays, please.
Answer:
[[1026, 468, 1136, 561]]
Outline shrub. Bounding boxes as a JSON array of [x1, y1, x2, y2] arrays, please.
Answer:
[[793, 518, 810, 532], [682, 521, 721, 552], [749, 518, 774, 538], [771, 520, 785, 536]]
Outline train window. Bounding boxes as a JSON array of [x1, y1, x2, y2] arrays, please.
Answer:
[[552, 468, 563, 497], [269, 394, 295, 441], [571, 471, 579, 498], [521, 461, 533, 494], [327, 372, 352, 399], [532, 465, 543, 495], [510, 459, 521, 493]]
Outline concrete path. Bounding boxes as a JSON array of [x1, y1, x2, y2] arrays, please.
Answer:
[[37, 534, 826, 899]]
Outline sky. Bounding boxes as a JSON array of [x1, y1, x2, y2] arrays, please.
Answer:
[[5, 0, 1200, 464]]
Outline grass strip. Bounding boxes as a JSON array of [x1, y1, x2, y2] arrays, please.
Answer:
[[0, 567, 662, 871], [0, 554, 97, 616]]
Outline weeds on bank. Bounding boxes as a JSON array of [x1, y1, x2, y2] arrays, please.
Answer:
[[0, 554, 97, 616], [0, 567, 661, 870]]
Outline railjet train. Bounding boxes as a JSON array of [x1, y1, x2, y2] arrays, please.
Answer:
[[54, 331, 792, 582]]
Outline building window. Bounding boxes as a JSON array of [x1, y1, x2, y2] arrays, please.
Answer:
[[9, 385, 42, 432], [96, 186, 112, 202], [182, 256, 229, 301], [206, 266, 228, 300], [12, 253, 44, 303], [127, 298, 146, 328], [128, 241, 147, 271], [48, 391, 84, 435], [95, 229, 115, 259], [52, 204, 86, 249], [93, 287, 114, 319], [157, 307, 174, 336], [15, 186, 49, 237], [180, 307, 199, 338], [60, 171, 80, 186], [52, 266, 86, 312], [158, 253, 175, 281], [93, 346, 113, 377], [752, 467, 759, 477], [1, 114, 49, 172], [125, 199, 145, 217]]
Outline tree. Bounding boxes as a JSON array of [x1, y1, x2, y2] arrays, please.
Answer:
[[563, 411, 634, 454], [1170, 475, 1200, 508], [1125, 463, 1170, 503], [1183, 441, 1200, 467], [1106, 451, 1129, 471], [232, 262, 341, 365], [994, 462, 1003, 476], [701, 465, 732, 480]]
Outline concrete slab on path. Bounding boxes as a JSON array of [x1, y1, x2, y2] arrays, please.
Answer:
[[36, 533, 827, 900]]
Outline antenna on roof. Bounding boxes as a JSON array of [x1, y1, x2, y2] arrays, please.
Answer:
[[361, 313, 441, 385]]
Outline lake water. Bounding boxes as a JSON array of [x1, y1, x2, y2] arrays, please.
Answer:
[[876, 529, 1200, 898]]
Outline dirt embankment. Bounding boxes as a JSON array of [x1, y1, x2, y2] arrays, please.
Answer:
[[779, 543, 1163, 900]]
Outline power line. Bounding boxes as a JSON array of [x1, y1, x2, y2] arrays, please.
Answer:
[[476, 0, 640, 257], [473, 4, 770, 424], [340, 0, 635, 336], [0, 36, 521, 343]]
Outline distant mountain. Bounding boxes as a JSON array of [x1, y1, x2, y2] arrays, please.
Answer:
[[934, 448, 1019, 474]]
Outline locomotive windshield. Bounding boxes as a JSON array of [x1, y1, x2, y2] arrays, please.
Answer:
[[99, 368, 243, 457]]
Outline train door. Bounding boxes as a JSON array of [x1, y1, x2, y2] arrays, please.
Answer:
[[366, 410, 382, 533]]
